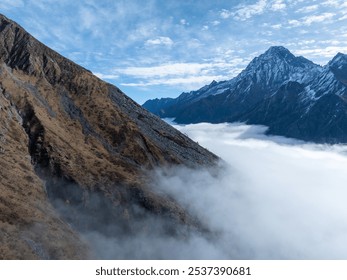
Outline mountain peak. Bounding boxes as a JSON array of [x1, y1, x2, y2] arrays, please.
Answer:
[[265, 46, 291, 55], [210, 80, 218, 86], [259, 46, 297, 62], [335, 52, 346, 57], [261, 46, 296, 61], [329, 52, 347, 66], [240, 45, 321, 87]]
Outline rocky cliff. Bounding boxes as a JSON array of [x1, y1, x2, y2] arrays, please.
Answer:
[[0, 14, 218, 259]]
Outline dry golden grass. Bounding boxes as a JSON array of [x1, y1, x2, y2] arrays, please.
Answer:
[[0, 14, 217, 259]]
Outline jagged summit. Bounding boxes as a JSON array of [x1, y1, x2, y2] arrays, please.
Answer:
[[247, 46, 319, 74], [262, 46, 314, 66], [332, 52, 347, 59], [329, 52, 347, 66], [0, 14, 218, 259], [225, 46, 322, 95], [263, 46, 293, 57]]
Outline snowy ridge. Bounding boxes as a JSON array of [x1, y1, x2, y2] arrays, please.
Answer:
[[143, 46, 347, 143]]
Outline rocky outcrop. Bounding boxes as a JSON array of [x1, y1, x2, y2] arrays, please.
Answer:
[[0, 14, 218, 259]]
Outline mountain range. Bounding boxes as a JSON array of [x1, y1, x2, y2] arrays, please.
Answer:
[[0, 14, 217, 259], [143, 46, 347, 143]]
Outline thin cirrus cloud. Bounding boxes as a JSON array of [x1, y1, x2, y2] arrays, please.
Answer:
[[270, 0, 286, 11], [220, 0, 285, 21], [296, 4, 319, 13], [234, 0, 267, 20], [101, 61, 243, 89], [120, 75, 229, 87], [115, 63, 215, 78], [288, 12, 336, 27], [220, 0, 267, 20], [321, 0, 343, 7], [295, 46, 347, 58], [237, 0, 266, 19], [302, 13, 334, 25], [145, 36, 174, 47], [0, 0, 24, 9]]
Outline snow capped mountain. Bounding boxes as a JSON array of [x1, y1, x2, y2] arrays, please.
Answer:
[[143, 46, 347, 143], [237, 46, 322, 87], [144, 46, 322, 117]]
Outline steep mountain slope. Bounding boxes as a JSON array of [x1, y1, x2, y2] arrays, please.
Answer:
[[144, 47, 347, 143], [0, 14, 218, 259]]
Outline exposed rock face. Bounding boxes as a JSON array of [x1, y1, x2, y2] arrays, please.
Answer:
[[0, 14, 218, 259], [144, 46, 347, 144]]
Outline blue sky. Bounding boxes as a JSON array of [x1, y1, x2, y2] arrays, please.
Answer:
[[1, 0, 347, 104]]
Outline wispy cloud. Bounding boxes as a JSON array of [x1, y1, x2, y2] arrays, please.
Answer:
[[112, 60, 244, 78], [79, 7, 98, 31], [303, 13, 335, 25], [115, 63, 213, 78], [0, 0, 24, 9], [94, 73, 119, 80], [289, 12, 335, 26], [145, 36, 174, 47], [271, 23, 282, 29], [220, 0, 269, 21], [233, 0, 268, 20], [321, 0, 342, 7], [295, 45, 347, 58], [220, 9, 232, 19], [338, 15, 347, 21], [296, 4, 319, 13], [270, 0, 286, 11], [101, 60, 243, 89], [121, 75, 229, 87], [180, 19, 188, 25]]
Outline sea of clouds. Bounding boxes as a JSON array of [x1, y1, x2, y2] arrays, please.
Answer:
[[85, 122, 347, 259]]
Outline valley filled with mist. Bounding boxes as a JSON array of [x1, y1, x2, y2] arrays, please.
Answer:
[[84, 122, 347, 259]]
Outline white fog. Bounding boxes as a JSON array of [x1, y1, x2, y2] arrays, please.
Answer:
[[86, 122, 347, 259]]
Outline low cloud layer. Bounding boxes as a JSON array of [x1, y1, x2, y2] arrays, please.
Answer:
[[85, 122, 347, 259]]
